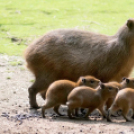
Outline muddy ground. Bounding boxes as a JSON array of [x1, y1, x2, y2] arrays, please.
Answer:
[[0, 54, 134, 134]]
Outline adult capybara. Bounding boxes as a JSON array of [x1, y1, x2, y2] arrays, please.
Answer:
[[106, 78, 134, 110], [107, 88, 134, 122], [66, 82, 119, 119], [25, 18, 134, 108], [41, 75, 100, 117]]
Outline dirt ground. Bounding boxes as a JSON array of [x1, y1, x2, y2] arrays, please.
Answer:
[[0, 54, 134, 134]]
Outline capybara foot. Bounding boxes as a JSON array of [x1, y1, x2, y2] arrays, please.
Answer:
[[29, 105, 41, 109], [107, 118, 112, 122]]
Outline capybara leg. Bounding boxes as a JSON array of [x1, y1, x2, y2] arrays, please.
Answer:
[[73, 108, 79, 117], [53, 105, 64, 116], [42, 106, 46, 118], [28, 85, 39, 109], [98, 105, 107, 119], [106, 98, 114, 111], [42, 101, 56, 118], [122, 107, 131, 122], [107, 104, 119, 122], [28, 77, 49, 108], [131, 108, 134, 119], [107, 108, 113, 122], [67, 108, 74, 119], [84, 107, 95, 118]]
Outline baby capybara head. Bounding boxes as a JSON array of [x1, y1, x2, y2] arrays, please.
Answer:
[[99, 82, 119, 98], [121, 77, 134, 89], [77, 75, 100, 88]]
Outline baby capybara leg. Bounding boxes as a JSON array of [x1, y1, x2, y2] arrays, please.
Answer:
[[53, 105, 64, 116], [84, 107, 95, 118], [122, 106, 131, 122], [67, 108, 74, 119], [42, 100, 56, 117], [107, 105, 120, 122]]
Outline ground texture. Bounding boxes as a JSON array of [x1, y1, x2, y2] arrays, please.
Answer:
[[0, 54, 134, 134]]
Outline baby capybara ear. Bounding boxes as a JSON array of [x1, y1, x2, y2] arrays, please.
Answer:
[[81, 78, 86, 83], [127, 19, 134, 29], [100, 82, 105, 89]]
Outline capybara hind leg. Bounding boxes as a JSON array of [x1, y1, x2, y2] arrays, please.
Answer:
[[67, 108, 74, 119], [42, 101, 56, 117], [122, 107, 131, 122], [28, 77, 49, 108], [72, 108, 79, 117], [28, 85, 39, 109], [53, 105, 64, 116], [84, 107, 95, 118]]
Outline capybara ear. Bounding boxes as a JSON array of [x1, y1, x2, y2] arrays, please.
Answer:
[[100, 82, 105, 89], [82, 78, 86, 83], [127, 19, 134, 29], [126, 78, 130, 83]]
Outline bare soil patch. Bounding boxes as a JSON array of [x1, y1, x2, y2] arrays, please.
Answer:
[[0, 54, 134, 134]]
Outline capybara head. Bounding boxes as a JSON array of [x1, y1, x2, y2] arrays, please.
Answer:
[[77, 75, 100, 88], [118, 18, 134, 41], [99, 82, 119, 98], [121, 77, 134, 89]]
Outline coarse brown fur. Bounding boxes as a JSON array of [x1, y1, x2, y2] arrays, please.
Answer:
[[25, 18, 134, 108], [42, 75, 100, 117], [66, 82, 119, 119], [106, 78, 134, 110], [107, 88, 134, 122]]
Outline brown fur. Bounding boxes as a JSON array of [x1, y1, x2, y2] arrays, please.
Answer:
[[25, 18, 134, 108], [107, 88, 134, 122], [106, 78, 134, 109], [66, 82, 119, 119], [41, 75, 100, 117]]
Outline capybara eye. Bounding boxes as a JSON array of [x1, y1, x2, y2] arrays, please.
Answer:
[[126, 79, 130, 83], [122, 77, 126, 81], [109, 87, 112, 90], [90, 80, 94, 83], [82, 78, 86, 83]]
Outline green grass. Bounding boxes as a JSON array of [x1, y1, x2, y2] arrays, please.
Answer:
[[0, 0, 134, 55]]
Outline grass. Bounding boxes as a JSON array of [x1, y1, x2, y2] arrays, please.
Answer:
[[0, 0, 134, 55]]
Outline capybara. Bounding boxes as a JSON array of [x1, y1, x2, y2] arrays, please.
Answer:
[[106, 78, 134, 110], [121, 77, 134, 89], [41, 75, 100, 117], [107, 88, 134, 122], [25, 18, 134, 108], [66, 82, 119, 119]]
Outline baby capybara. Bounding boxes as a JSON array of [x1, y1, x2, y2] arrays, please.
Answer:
[[66, 82, 119, 119], [106, 78, 134, 110], [25, 18, 134, 108], [107, 88, 134, 122], [42, 75, 100, 117]]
